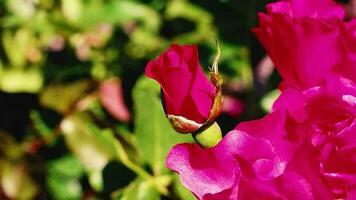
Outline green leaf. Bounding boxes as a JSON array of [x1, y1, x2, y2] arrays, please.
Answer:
[[46, 155, 84, 200], [132, 77, 193, 176], [5, 0, 35, 19], [60, 113, 117, 172], [30, 110, 52, 139], [47, 175, 82, 200], [0, 161, 38, 200], [77, 1, 160, 31], [0, 131, 23, 160], [2, 30, 27, 67], [61, 0, 82, 22], [165, 0, 216, 43], [60, 113, 130, 192], [40, 80, 90, 113], [0, 68, 43, 93], [88, 169, 104, 192], [114, 179, 160, 200], [47, 155, 84, 178]]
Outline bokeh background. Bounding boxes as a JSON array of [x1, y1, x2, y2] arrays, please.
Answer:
[[0, 0, 336, 199]]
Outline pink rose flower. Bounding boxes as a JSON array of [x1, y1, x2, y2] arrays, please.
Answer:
[[145, 44, 217, 132], [273, 74, 356, 199], [253, 0, 350, 90]]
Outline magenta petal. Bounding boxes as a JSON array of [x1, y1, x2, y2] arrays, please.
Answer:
[[320, 144, 356, 199], [325, 74, 356, 99], [238, 178, 281, 200], [223, 131, 277, 179], [272, 89, 307, 122], [347, 189, 356, 200], [276, 172, 313, 200], [287, 141, 334, 199], [335, 120, 356, 151], [345, 20, 356, 61], [235, 110, 299, 178], [166, 142, 239, 200], [238, 172, 313, 200], [267, 0, 345, 19]]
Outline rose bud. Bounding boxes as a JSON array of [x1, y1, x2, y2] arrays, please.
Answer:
[[145, 44, 223, 148]]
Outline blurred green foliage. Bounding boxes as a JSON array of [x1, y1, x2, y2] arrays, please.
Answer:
[[0, 0, 273, 199]]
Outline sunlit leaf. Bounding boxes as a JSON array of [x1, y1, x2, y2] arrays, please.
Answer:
[[88, 169, 104, 192], [40, 80, 90, 113], [60, 113, 122, 192], [60, 113, 117, 172], [61, 0, 82, 22], [2, 29, 28, 67], [0, 161, 38, 200], [166, 0, 216, 43], [0, 68, 43, 93], [77, 1, 160, 31], [5, 0, 35, 19]]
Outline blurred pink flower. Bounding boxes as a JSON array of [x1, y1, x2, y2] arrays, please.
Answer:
[[99, 78, 131, 122], [253, 0, 350, 90], [145, 44, 216, 124], [222, 95, 244, 118], [256, 56, 274, 85]]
